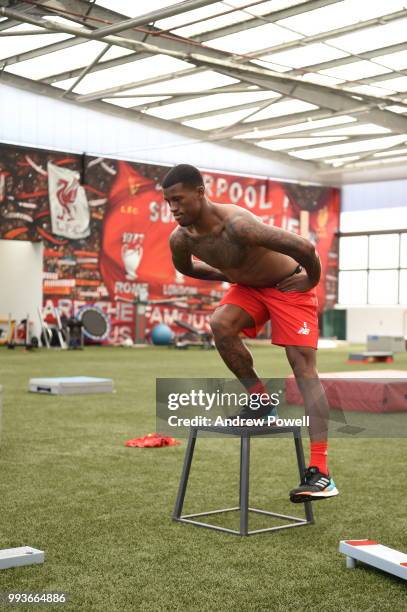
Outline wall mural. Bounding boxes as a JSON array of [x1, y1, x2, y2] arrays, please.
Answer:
[[0, 143, 340, 344]]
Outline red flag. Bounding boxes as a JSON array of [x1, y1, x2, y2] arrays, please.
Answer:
[[99, 161, 176, 299]]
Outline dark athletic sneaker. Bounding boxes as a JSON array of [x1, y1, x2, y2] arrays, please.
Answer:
[[229, 403, 278, 424], [289, 466, 339, 503]]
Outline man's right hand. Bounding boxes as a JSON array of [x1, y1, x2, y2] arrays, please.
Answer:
[[276, 268, 313, 292]]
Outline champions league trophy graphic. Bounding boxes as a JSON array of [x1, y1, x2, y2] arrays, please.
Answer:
[[121, 234, 144, 280]]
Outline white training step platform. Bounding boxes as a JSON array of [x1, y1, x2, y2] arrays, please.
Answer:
[[29, 376, 114, 395], [339, 539, 407, 580], [0, 547, 44, 570]]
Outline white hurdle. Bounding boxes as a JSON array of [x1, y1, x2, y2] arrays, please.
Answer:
[[339, 539, 407, 580], [0, 547, 44, 570]]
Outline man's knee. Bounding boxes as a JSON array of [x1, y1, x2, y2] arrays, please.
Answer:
[[210, 311, 240, 339], [286, 346, 317, 378]]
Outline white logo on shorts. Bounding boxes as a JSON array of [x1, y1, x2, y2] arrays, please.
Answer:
[[297, 322, 311, 335]]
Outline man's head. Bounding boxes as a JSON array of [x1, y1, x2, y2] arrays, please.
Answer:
[[161, 164, 205, 226]]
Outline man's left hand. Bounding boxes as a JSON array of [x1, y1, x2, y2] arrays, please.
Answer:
[[276, 268, 314, 292]]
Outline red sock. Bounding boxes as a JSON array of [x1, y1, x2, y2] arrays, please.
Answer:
[[247, 380, 268, 397], [309, 441, 328, 475]]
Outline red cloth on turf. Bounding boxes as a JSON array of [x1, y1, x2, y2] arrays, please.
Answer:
[[125, 433, 180, 448]]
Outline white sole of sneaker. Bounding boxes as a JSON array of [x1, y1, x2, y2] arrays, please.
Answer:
[[290, 487, 339, 502]]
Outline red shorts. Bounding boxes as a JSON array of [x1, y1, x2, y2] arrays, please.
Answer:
[[218, 285, 319, 349]]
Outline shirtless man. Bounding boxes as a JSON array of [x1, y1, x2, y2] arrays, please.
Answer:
[[164, 164, 338, 504]]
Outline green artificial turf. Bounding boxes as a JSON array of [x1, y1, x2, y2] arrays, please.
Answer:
[[0, 344, 406, 611]]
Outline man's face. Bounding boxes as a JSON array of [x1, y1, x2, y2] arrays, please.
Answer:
[[163, 182, 204, 226]]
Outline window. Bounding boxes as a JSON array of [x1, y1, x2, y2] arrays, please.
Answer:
[[400, 270, 407, 304], [400, 233, 407, 268], [368, 270, 399, 305], [338, 231, 407, 305], [338, 271, 368, 305], [369, 234, 399, 269], [339, 236, 368, 270]]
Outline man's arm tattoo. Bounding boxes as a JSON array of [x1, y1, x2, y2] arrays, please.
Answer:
[[227, 215, 321, 287], [169, 230, 229, 282]]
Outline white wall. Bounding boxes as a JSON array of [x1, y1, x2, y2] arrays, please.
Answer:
[[341, 179, 407, 232], [0, 240, 43, 340], [0, 82, 314, 183], [342, 306, 407, 343]]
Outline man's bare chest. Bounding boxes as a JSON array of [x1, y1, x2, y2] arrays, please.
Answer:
[[186, 231, 245, 269]]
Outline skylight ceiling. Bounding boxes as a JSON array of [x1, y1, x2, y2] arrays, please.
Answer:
[[1, 0, 407, 175], [184, 107, 264, 129], [206, 22, 303, 53], [277, 0, 407, 36], [6, 42, 134, 80], [95, 0, 183, 18], [258, 43, 349, 70], [52, 55, 197, 95], [156, 2, 252, 37], [147, 90, 279, 119], [0, 24, 72, 59], [291, 135, 407, 159]]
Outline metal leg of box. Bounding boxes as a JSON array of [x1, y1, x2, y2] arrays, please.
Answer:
[[172, 428, 197, 520], [173, 428, 315, 536]]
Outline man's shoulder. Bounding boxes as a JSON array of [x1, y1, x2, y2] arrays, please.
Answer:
[[218, 203, 253, 219], [169, 226, 189, 248], [223, 207, 262, 238]]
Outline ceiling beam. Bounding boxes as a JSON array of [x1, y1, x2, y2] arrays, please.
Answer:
[[40, 0, 222, 37], [62, 5, 407, 134], [189, 58, 407, 134], [0, 69, 317, 173], [61, 41, 111, 97], [85, 0, 222, 39], [9, 4, 404, 136], [156, 93, 281, 122], [289, 41, 407, 77], [296, 136, 407, 161], [31, 0, 342, 88], [274, 133, 392, 153], [247, 130, 385, 141], [107, 85, 258, 98], [319, 153, 407, 173], [0, 27, 57, 35], [3, 0, 407, 166], [216, 107, 368, 137], [15, 2, 400, 121], [80, 66, 202, 100], [339, 137, 407, 166], [129, 82, 258, 110], [194, 0, 343, 42], [19, 3, 346, 92], [0, 0, 218, 78], [129, 41, 407, 114], [5, 0, 406, 117], [343, 68, 407, 90], [3, 1, 340, 82], [42, 51, 141, 84], [0, 2, 231, 67], [129, 13, 407, 112], [246, 9, 407, 59], [57, 28, 405, 135], [0, 37, 90, 69], [0, 19, 21, 32]]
